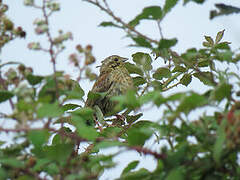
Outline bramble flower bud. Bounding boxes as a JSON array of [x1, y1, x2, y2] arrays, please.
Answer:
[[24, 0, 34, 6], [35, 24, 48, 34], [3, 18, 14, 30], [4, 68, 17, 80], [15, 27, 26, 38], [85, 45, 92, 53], [18, 64, 26, 74], [33, 18, 46, 26], [76, 44, 83, 53], [28, 42, 41, 50], [14, 82, 34, 98], [47, 2, 60, 11], [69, 53, 79, 66], [53, 32, 72, 44], [85, 55, 96, 65], [0, 4, 8, 13]]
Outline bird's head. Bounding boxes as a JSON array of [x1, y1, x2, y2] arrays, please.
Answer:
[[98, 55, 128, 73]]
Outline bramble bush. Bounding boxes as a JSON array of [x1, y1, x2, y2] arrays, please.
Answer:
[[1, 0, 240, 179]]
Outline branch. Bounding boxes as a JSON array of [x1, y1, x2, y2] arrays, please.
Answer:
[[83, 0, 159, 44], [42, 0, 59, 98], [130, 146, 167, 160]]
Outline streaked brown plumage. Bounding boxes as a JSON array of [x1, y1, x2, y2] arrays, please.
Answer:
[[85, 55, 133, 116]]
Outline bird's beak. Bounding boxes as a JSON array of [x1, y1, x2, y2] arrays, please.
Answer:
[[121, 57, 128, 62]]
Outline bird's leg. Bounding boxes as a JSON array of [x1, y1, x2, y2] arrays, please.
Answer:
[[112, 114, 126, 126], [115, 114, 126, 122]]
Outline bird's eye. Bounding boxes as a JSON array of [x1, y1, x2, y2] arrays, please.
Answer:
[[114, 58, 118, 61]]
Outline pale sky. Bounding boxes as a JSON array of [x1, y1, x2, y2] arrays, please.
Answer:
[[1, 0, 240, 179]]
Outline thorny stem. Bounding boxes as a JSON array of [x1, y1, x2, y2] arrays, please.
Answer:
[[170, 50, 217, 86], [0, 126, 167, 160], [83, 0, 159, 44], [162, 81, 181, 91], [42, 0, 59, 98], [130, 146, 166, 160]]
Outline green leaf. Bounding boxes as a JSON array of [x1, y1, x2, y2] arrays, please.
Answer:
[[165, 143, 188, 168], [47, 163, 60, 175], [72, 114, 98, 141], [166, 92, 186, 101], [213, 119, 226, 164], [214, 42, 230, 49], [62, 103, 81, 111], [38, 77, 57, 102], [172, 65, 187, 73], [132, 36, 152, 48], [0, 90, 14, 103], [202, 41, 211, 47], [158, 38, 178, 50], [215, 29, 225, 44], [139, 91, 163, 105], [121, 168, 150, 179], [217, 50, 233, 62], [129, 6, 162, 27], [121, 160, 139, 175], [177, 92, 208, 114], [212, 83, 232, 101], [180, 74, 192, 86], [73, 107, 94, 119], [65, 82, 84, 100], [126, 113, 143, 124], [193, 72, 214, 86], [0, 141, 5, 146], [26, 74, 44, 85], [17, 175, 35, 180], [112, 90, 139, 111], [132, 76, 146, 86], [198, 58, 209, 67], [28, 130, 50, 148], [132, 52, 152, 71], [33, 158, 51, 171], [124, 62, 143, 76], [44, 143, 74, 163], [0, 158, 24, 168], [37, 102, 64, 118], [153, 67, 171, 80], [0, 169, 7, 179], [210, 4, 240, 20], [99, 21, 122, 28], [127, 126, 153, 146], [166, 167, 185, 180], [163, 0, 179, 16], [204, 36, 214, 46]]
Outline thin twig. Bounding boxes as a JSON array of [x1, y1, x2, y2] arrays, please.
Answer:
[[42, 0, 59, 98], [157, 20, 164, 39], [83, 0, 158, 44], [130, 146, 167, 160]]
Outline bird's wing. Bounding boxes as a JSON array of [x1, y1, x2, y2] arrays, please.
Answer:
[[85, 73, 113, 107], [91, 73, 112, 93]]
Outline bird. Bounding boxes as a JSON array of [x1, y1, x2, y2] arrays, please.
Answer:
[[85, 55, 134, 117]]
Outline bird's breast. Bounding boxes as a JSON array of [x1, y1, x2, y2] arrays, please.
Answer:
[[109, 68, 133, 96]]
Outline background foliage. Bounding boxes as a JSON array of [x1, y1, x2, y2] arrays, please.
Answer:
[[0, 0, 240, 179]]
